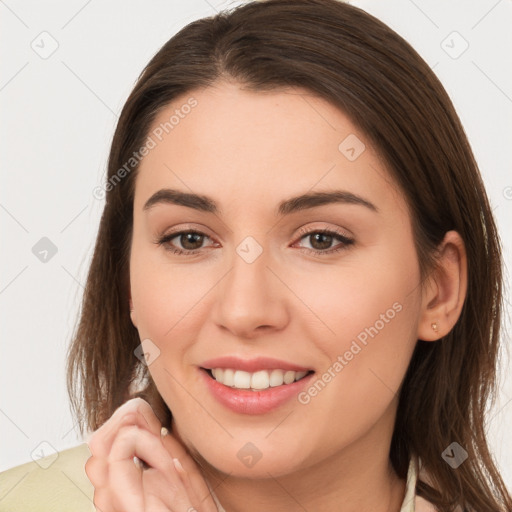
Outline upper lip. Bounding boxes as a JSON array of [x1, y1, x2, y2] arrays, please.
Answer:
[[200, 356, 313, 373]]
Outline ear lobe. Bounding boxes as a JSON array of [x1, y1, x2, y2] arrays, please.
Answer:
[[417, 230, 467, 342]]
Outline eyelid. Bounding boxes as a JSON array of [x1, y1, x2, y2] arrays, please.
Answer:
[[155, 224, 351, 244], [154, 226, 218, 249], [156, 223, 216, 241], [155, 223, 355, 256], [291, 225, 355, 254], [294, 224, 353, 241]]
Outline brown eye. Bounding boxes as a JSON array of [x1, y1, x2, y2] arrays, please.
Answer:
[[156, 230, 214, 255], [308, 232, 335, 251], [295, 228, 354, 256], [175, 232, 206, 251]]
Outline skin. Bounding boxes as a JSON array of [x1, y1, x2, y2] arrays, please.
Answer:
[[87, 80, 467, 512]]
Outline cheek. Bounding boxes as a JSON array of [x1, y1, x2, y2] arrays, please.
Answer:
[[293, 231, 421, 358], [129, 242, 219, 357], [291, 244, 421, 440]]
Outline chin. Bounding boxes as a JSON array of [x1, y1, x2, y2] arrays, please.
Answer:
[[186, 438, 312, 480]]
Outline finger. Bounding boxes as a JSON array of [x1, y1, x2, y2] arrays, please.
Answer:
[[172, 454, 219, 512], [110, 425, 178, 474], [88, 398, 162, 458], [107, 426, 151, 512], [172, 458, 219, 512], [160, 428, 196, 467], [86, 400, 159, 496], [89, 397, 162, 455], [84, 454, 108, 490], [108, 425, 183, 511], [142, 466, 199, 512], [161, 432, 218, 511], [92, 486, 114, 512]]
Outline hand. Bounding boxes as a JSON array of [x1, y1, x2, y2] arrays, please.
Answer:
[[85, 397, 219, 512]]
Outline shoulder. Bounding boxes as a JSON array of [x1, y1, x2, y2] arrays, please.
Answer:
[[0, 443, 95, 512]]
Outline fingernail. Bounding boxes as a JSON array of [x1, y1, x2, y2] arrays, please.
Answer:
[[173, 457, 185, 473], [161, 426, 169, 437]]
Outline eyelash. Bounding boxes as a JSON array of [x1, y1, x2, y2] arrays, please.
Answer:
[[155, 227, 354, 257]]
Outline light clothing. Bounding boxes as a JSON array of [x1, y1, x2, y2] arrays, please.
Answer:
[[0, 443, 95, 512], [401, 456, 439, 512], [0, 443, 438, 511]]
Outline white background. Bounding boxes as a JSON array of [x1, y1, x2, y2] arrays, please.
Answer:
[[1, 0, 511, 492]]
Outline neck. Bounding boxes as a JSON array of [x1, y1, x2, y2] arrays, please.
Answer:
[[194, 407, 406, 512]]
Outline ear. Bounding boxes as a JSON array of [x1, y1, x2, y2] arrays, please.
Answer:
[[129, 295, 138, 328], [417, 230, 467, 342]]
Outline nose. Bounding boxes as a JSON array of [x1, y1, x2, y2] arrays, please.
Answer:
[[212, 241, 290, 340]]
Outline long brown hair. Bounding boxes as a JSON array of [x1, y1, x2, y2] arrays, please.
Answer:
[[66, 1, 511, 510]]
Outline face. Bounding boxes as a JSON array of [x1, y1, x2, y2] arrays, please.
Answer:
[[129, 81, 423, 479]]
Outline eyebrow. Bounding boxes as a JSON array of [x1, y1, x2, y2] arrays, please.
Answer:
[[143, 188, 378, 215]]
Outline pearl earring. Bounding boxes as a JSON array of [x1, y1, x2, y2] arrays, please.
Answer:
[[431, 322, 439, 332]]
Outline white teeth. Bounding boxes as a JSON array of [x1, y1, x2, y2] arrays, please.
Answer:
[[223, 368, 235, 386], [233, 370, 251, 389], [283, 370, 296, 384], [269, 369, 284, 387], [251, 370, 270, 390], [209, 368, 310, 390]]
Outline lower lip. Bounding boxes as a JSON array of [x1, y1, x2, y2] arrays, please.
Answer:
[[200, 368, 314, 415]]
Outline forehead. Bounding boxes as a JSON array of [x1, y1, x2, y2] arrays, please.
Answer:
[[144, 81, 359, 161], [133, 81, 408, 220]]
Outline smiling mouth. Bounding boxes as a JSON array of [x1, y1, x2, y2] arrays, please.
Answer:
[[202, 367, 315, 391]]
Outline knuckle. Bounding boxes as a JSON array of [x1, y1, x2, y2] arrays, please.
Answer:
[[120, 411, 139, 425], [84, 455, 94, 478], [85, 455, 105, 487], [107, 425, 140, 457], [128, 397, 157, 421], [129, 396, 146, 405], [116, 398, 160, 434], [111, 396, 145, 418], [126, 396, 148, 412], [113, 424, 138, 444], [114, 398, 150, 422]]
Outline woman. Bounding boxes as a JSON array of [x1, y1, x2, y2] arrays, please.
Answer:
[[1, 0, 510, 511]]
